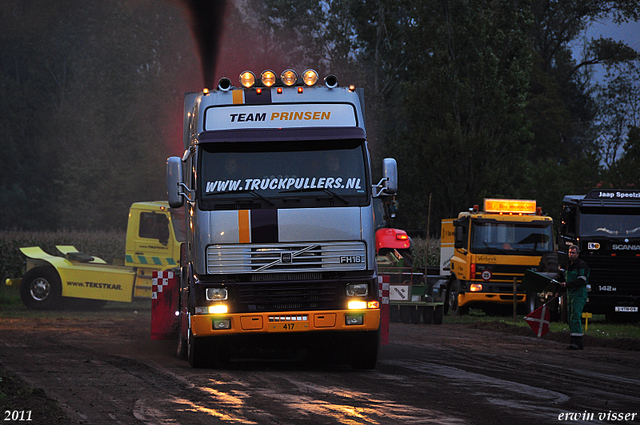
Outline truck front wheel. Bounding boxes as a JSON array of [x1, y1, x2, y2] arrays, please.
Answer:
[[446, 281, 468, 316], [177, 329, 188, 359], [187, 329, 230, 368], [187, 329, 209, 368], [350, 329, 380, 370], [20, 267, 62, 310]]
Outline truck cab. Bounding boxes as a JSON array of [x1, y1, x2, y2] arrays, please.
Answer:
[[444, 199, 554, 315], [166, 69, 397, 368], [559, 189, 640, 321]]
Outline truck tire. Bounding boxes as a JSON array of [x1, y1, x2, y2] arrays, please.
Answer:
[[524, 291, 538, 315], [433, 305, 444, 324], [19, 267, 62, 310], [350, 329, 380, 370], [177, 330, 188, 359], [187, 329, 230, 368], [446, 281, 468, 316], [187, 329, 209, 368], [398, 249, 413, 267]]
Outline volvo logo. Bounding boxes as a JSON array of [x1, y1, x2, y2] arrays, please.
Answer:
[[281, 252, 292, 263]]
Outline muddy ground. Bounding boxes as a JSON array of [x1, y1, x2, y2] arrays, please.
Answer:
[[1, 304, 639, 424]]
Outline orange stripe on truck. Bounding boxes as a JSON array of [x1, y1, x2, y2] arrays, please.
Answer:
[[232, 90, 243, 104], [238, 210, 250, 243]]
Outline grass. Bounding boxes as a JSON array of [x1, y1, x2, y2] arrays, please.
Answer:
[[443, 308, 640, 340], [0, 284, 151, 320]]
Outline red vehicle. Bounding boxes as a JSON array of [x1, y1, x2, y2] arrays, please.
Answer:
[[374, 198, 412, 266]]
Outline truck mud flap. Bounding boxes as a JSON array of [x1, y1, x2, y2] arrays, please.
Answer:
[[151, 271, 180, 340]]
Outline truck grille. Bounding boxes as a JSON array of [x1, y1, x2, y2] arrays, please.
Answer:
[[206, 242, 366, 274], [237, 281, 339, 312], [474, 264, 530, 288], [585, 255, 640, 294]]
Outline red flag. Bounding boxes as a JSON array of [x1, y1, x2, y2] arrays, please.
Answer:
[[525, 303, 551, 338]]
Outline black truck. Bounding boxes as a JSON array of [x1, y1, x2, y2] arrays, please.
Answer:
[[559, 189, 640, 321]]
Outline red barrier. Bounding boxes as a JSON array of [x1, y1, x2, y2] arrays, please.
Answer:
[[151, 271, 179, 340], [379, 275, 390, 345]]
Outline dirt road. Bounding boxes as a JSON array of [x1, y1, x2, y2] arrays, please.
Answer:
[[1, 305, 639, 424]]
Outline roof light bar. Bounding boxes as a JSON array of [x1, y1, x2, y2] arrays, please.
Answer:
[[261, 69, 276, 87], [281, 69, 298, 86], [302, 69, 319, 86], [484, 199, 537, 214], [239, 71, 256, 88]]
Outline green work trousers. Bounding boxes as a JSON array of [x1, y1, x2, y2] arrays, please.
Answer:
[[568, 286, 588, 336]]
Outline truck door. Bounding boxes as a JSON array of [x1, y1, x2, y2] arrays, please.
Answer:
[[126, 210, 174, 268]]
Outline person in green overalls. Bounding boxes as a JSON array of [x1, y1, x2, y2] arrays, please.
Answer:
[[559, 245, 590, 350]]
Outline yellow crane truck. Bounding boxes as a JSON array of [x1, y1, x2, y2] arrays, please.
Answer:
[[437, 199, 554, 316], [9, 202, 184, 309]]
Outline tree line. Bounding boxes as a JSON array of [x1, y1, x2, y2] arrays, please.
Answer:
[[0, 0, 197, 230], [256, 0, 640, 232], [1, 0, 639, 234]]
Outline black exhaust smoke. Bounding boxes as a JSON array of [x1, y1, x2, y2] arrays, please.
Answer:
[[181, 0, 229, 89]]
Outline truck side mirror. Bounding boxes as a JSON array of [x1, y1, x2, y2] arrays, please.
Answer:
[[167, 156, 184, 208], [382, 158, 398, 195]]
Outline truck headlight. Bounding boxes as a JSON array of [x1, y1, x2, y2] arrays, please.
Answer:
[[195, 304, 228, 315], [348, 300, 367, 310], [346, 283, 368, 297], [206, 287, 228, 301], [470, 283, 483, 292]]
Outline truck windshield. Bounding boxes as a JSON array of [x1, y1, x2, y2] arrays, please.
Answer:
[[579, 208, 640, 237], [198, 139, 368, 210], [471, 221, 553, 255]]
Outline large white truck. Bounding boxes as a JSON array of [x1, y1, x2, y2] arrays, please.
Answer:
[[165, 69, 397, 368]]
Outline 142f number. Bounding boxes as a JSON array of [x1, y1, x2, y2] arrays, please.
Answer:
[[599, 286, 617, 292]]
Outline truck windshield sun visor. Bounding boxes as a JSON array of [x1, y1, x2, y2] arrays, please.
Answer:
[[197, 138, 369, 210]]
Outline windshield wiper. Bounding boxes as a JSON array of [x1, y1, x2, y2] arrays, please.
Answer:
[[212, 189, 274, 205], [279, 188, 349, 204]]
